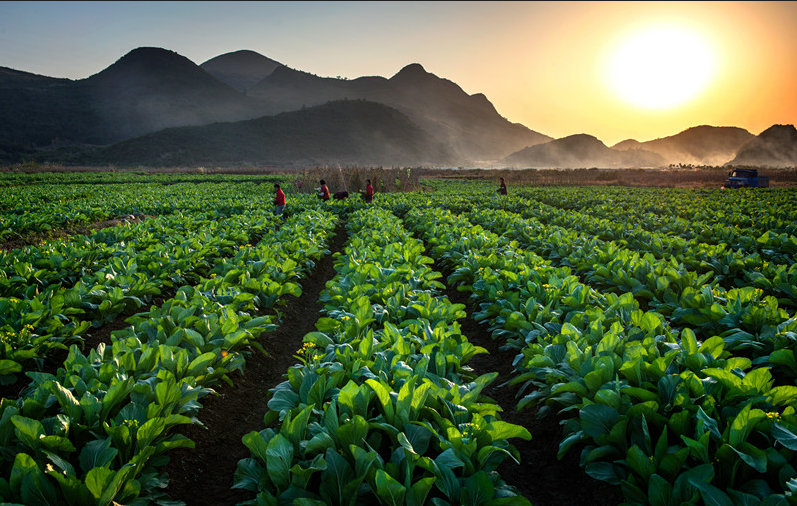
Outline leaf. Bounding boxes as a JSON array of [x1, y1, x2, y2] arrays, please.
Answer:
[[241, 431, 270, 463], [374, 469, 406, 506], [265, 433, 294, 490], [365, 379, 395, 423], [436, 448, 465, 470], [626, 444, 655, 480], [100, 377, 134, 420], [697, 406, 722, 440], [768, 385, 797, 406], [579, 404, 619, 438], [0, 359, 23, 375], [85, 466, 115, 500], [283, 404, 313, 448], [584, 461, 623, 485], [461, 471, 494, 506], [232, 458, 265, 492], [432, 457, 461, 501], [729, 404, 766, 447], [729, 442, 767, 473], [648, 474, 673, 506], [689, 478, 734, 506], [485, 420, 531, 442], [10, 415, 45, 450], [681, 432, 710, 463], [407, 477, 435, 506], [306, 431, 336, 454], [772, 422, 797, 450], [680, 327, 699, 355], [10, 452, 60, 506], [320, 448, 354, 506], [187, 352, 217, 377]]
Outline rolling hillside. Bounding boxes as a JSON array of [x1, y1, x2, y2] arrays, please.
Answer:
[[84, 99, 456, 167], [502, 134, 666, 168]]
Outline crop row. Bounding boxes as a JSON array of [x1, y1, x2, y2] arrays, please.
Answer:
[[508, 193, 797, 269], [0, 208, 279, 385], [513, 186, 797, 240], [0, 208, 336, 505], [0, 208, 267, 300], [233, 207, 532, 506], [0, 181, 282, 241], [401, 205, 797, 506], [404, 190, 796, 268]]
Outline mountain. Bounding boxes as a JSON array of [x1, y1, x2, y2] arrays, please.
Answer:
[[612, 125, 755, 166], [0, 48, 549, 165], [501, 134, 667, 168], [0, 46, 788, 169], [80, 99, 456, 167], [726, 124, 797, 167], [199, 50, 282, 92], [247, 62, 553, 163], [80, 47, 268, 141], [0, 67, 100, 146], [0, 47, 270, 147]]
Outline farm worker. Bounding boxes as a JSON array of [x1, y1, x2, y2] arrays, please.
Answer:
[[497, 177, 508, 195], [364, 179, 374, 203], [273, 183, 286, 221], [317, 179, 330, 201]]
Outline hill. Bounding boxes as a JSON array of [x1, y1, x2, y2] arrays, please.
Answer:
[[199, 50, 283, 92], [80, 99, 456, 167], [80, 47, 267, 140], [0, 47, 269, 148], [0, 67, 98, 146], [0, 48, 548, 165], [501, 134, 666, 168], [612, 125, 754, 166], [726, 124, 797, 167], [0, 46, 789, 169], [247, 62, 553, 163]]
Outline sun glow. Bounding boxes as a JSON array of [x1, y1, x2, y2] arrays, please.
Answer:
[[603, 24, 717, 110]]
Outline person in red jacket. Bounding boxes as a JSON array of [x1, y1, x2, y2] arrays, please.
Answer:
[[497, 177, 508, 195], [364, 179, 374, 203], [317, 179, 330, 201], [274, 183, 286, 221]]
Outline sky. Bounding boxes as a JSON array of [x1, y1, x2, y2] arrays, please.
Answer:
[[1, 1, 796, 146]]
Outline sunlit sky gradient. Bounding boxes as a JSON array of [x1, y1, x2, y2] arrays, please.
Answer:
[[1, 1, 795, 146]]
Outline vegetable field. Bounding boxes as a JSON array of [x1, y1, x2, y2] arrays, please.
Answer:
[[1, 172, 796, 506]]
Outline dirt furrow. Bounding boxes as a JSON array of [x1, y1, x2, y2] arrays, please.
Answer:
[[161, 221, 348, 506], [434, 262, 623, 506]]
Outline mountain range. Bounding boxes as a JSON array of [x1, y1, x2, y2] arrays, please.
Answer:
[[1, 46, 795, 168]]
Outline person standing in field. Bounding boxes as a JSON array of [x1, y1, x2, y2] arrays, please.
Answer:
[[274, 183, 286, 221], [497, 177, 508, 195], [317, 179, 330, 201], [364, 179, 374, 203]]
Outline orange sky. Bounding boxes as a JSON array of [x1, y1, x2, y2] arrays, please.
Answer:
[[1, 1, 795, 146], [440, 1, 797, 145]]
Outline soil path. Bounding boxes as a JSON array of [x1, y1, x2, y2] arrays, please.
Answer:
[[432, 259, 624, 506], [161, 220, 348, 506]]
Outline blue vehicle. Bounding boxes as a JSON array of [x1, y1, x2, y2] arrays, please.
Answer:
[[723, 168, 770, 188]]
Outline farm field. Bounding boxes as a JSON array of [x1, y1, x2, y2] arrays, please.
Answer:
[[0, 172, 796, 506]]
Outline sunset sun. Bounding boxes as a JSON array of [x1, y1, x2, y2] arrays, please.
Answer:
[[603, 24, 717, 110]]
